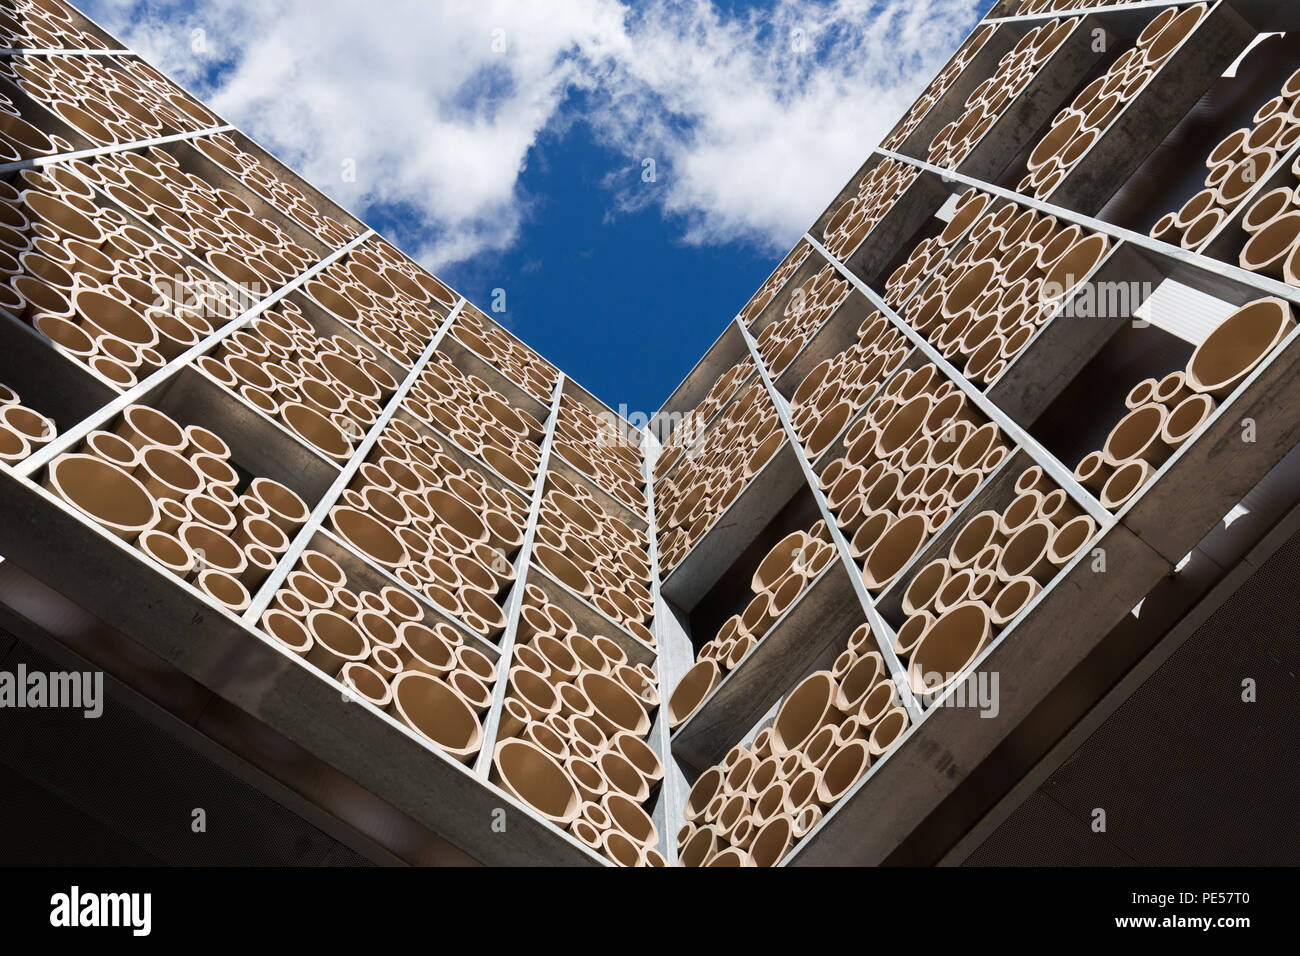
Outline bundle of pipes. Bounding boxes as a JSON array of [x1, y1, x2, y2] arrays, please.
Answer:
[[887, 188, 1110, 387], [817, 361, 1011, 592], [676, 639, 908, 866], [44, 401, 309, 613], [666, 522, 837, 730], [893, 465, 1096, 707], [1074, 297, 1295, 510], [1019, 5, 1209, 200], [495, 582, 663, 866]]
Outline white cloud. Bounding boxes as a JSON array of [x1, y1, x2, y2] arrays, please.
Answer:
[[76, 0, 983, 267]]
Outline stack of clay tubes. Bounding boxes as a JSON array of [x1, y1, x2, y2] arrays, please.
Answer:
[[818, 361, 1011, 591], [196, 302, 399, 464], [301, 246, 453, 367], [328, 412, 532, 641], [820, 157, 920, 261], [0, 382, 57, 465], [665, 523, 837, 730], [448, 308, 560, 404], [0, 0, 113, 50], [1, 167, 247, 391], [752, 263, 850, 376], [881, 24, 997, 152], [655, 382, 785, 572], [927, 17, 1080, 172], [1019, 5, 1209, 201], [788, 311, 910, 459], [80, 149, 323, 297], [42, 401, 310, 613], [1075, 297, 1295, 511], [401, 350, 545, 492], [493, 582, 665, 866], [652, 357, 754, 478], [675, 627, 909, 866], [1016, 0, 1147, 12], [552, 394, 645, 509], [533, 475, 654, 645], [737, 244, 810, 325], [189, 133, 359, 249], [261, 547, 497, 765], [0, 88, 73, 161], [1180, 86, 1300, 280], [889, 188, 1111, 386], [894, 465, 1096, 706], [1151, 68, 1300, 253], [1, 53, 218, 149]]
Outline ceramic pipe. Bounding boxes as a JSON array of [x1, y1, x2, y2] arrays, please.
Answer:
[[907, 602, 990, 703], [396, 621, 455, 677], [1239, 214, 1300, 280], [250, 477, 309, 531], [260, 608, 313, 657], [1000, 491, 1044, 538], [1100, 460, 1154, 510], [1242, 189, 1295, 234], [894, 610, 933, 658], [491, 738, 581, 826], [566, 757, 608, 805], [771, 671, 842, 755], [391, 671, 483, 763], [1073, 451, 1112, 494], [835, 652, 884, 714], [679, 825, 720, 867], [1102, 403, 1170, 466], [861, 512, 928, 591], [997, 519, 1058, 584], [0, 405, 55, 452], [1161, 394, 1216, 452], [497, 697, 531, 740], [508, 666, 561, 722], [0, 424, 30, 466], [853, 673, 897, 727], [135, 528, 194, 580], [667, 660, 719, 729], [1040, 234, 1109, 307], [330, 506, 408, 570], [300, 550, 347, 591], [114, 404, 185, 452], [286, 570, 334, 612], [602, 790, 658, 849], [522, 720, 568, 764], [44, 453, 158, 542], [579, 671, 650, 738], [1185, 298, 1294, 399], [1049, 515, 1097, 568], [785, 762, 822, 812], [750, 814, 795, 867], [305, 609, 370, 676], [196, 569, 250, 613], [867, 706, 909, 759], [340, 662, 392, 709], [816, 739, 871, 806]]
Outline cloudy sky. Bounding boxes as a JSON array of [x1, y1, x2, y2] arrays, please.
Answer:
[[79, 0, 992, 412]]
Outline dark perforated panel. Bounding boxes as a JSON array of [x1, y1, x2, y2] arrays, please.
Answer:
[[0, 642, 372, 866], [967, 528, 1300, 866]]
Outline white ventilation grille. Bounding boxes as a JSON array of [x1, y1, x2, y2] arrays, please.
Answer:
[[1134, 278, 1237, 345]]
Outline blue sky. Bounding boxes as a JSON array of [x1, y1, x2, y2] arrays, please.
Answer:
[[79, 0, 993, 415]]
